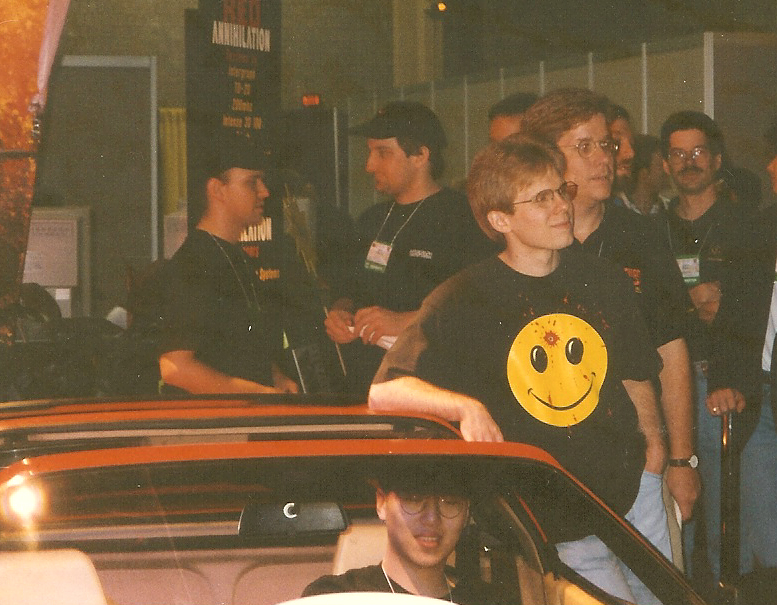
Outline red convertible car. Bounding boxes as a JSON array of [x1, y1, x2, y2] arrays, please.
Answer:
[[0, 395, 707, 605]]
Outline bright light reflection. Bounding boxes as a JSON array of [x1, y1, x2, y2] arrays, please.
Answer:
[[2, 475, 44, 524]]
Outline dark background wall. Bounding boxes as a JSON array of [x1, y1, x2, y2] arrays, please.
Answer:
[[58, 0, 393, 110]]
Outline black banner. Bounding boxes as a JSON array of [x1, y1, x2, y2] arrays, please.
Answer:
[[184, 0, 281, 228]]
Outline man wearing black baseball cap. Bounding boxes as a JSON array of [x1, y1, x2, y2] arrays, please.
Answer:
[[325, 101, 494, 396], [159, 135, 298, 394]]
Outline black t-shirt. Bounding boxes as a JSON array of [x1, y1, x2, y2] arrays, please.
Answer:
[[375, 252, 660, 518], [659, 198, 753, 362], [337, 188, 497, 395], [160, 229, 280, 387], [302, 564, 512, 605], [577, 200, 690, 349]]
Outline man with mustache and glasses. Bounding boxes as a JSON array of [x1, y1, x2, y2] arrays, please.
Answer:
[[521, 89, 697, 572], [659, 110, 757, 587]]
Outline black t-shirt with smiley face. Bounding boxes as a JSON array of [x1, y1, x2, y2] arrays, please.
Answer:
[[374, 250, 661, 521]]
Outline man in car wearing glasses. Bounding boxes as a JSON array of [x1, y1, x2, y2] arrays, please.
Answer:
[[370, 135, 665, 604], [520, 90, 699, 555], [303, 466, 508, 604]]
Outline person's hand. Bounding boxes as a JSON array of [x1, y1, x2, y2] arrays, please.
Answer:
[[271, 364, 299, 394], [273, 374, 299, 394], [666, 466, 700, 521], [353, 306, 414, 346], [688, 281, 721, 324], [458, 401, 504, 442], [325, 308, 358, 344], [706, 387, 746, 416]]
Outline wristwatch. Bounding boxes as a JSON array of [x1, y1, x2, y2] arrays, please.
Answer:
[[668, 454, 698, 469]]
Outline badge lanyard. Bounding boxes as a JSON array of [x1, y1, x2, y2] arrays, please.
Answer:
[[209, 233, 262, 327], [364, 198, 428, 273], [667, 220, 713, 287]]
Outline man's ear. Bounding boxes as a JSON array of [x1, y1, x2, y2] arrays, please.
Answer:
[[206, 176, 224, 205], [712, 152, 722, 173], [410, 145, 431, 167], [376, 489, 387, 521], [487, 209, 513, 236]]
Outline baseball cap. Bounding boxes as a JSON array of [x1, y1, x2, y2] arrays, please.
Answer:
[[349, 101, 447, 150], [203, 133, 273, 177]]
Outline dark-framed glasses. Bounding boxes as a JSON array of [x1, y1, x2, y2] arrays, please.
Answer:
[[566, 138, 619, 159], [397, 493, 468, 518], [666, 146, 711, 166], [513, 181, 578, 209]]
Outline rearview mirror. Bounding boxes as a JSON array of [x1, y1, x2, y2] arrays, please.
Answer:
[[238, 501, 348, 537]]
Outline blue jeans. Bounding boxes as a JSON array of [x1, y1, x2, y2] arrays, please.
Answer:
[[686, 369, 777, 582], [740, 383, 777, 572], [556, 470, 669, 604]]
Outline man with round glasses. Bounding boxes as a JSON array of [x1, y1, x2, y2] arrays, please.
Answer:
[[521, 89, 698, 569], [303, 467, 506, 604], [659, 110, 757, 586]]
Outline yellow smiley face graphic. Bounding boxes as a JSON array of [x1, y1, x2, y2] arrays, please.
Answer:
[[507, 313, 608, 427]]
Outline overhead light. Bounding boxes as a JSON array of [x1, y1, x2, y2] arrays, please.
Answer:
[[427, 1, 448, 18]]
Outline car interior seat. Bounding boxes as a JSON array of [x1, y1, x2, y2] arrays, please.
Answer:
[[0, 549, 108, 605], [331, 519, 387, 574]]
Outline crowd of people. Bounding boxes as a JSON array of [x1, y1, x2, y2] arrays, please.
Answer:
[[152, 87, 777, 602]]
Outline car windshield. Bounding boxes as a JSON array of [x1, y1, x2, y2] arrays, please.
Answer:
[[0, 441, 705, 605]]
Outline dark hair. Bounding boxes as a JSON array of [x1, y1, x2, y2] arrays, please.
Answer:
[[396, 135, 445, 180], [660, 110, 725, 157], [604, 103, 631, 127], [373, 461, 470, 497], [350, 101, 447, 179], [520, 88, 611, 146], [488, 92, 539, 121], [467, 134, 566, 245], [632, 134, 662, 174]]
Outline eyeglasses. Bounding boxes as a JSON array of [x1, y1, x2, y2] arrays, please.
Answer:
[[396, 493, 468, 518], [513, 181, 578, 209], [666, 146, 711, 166], [565, 138, 619, 159]]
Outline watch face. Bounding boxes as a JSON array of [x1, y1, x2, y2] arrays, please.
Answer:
[[689, 454, 699, 468]]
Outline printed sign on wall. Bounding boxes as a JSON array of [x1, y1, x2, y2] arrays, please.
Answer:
[[184, 0, 281, 228]]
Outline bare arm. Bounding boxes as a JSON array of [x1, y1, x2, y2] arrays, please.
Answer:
[[160, 350, 289, 394], [368, 376, 503, 442], [622, 378, 667, 474], [657, 338, 700, 520]]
